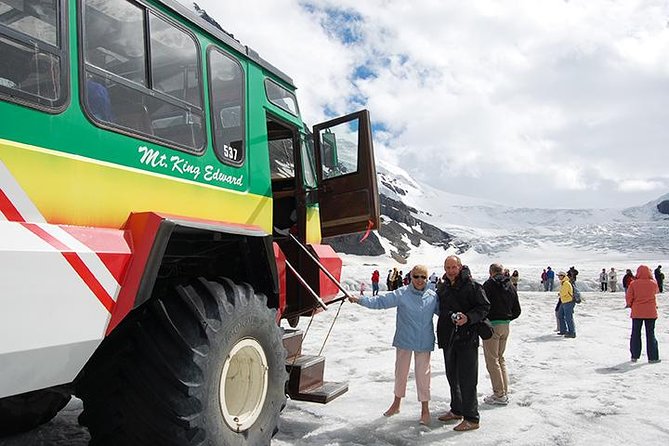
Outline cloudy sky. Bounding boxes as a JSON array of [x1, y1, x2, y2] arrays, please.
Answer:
[[179, 0, 669, 209]]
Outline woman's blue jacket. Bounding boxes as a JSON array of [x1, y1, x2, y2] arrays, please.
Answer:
[[359, 284, 438, 352]]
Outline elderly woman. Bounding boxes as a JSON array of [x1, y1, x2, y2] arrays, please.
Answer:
[[625, 265, 661, 363], [349, 264, 438, 425]]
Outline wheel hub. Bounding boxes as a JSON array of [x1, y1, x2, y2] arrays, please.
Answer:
[[219, 338, 269, 431]]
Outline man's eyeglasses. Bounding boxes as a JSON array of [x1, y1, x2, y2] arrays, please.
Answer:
[[412, 275, 427, 279]]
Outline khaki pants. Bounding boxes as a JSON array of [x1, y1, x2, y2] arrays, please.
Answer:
[[394, 348, 431, 402], [482, 324, 510, 397]]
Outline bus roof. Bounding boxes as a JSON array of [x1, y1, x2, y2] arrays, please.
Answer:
[[158, 0, 295, 89]]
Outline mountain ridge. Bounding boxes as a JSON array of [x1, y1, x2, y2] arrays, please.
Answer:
[[325, 166, 668, 260]]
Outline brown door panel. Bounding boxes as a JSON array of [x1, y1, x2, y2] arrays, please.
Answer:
[[313, 110, 380, 238]]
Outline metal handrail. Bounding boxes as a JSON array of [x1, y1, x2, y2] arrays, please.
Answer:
[[284, 258, 328, 310], [288, 233, 353, 300]]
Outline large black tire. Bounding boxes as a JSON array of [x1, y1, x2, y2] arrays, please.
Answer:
[[0, 388, 71, 436], [77, 277, 287, 446]]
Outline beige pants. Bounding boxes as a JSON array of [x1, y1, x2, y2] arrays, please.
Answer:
[[394, 348, 431, 402], [482, 324, 510, 397]]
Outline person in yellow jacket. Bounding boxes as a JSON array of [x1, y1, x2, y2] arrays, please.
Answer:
[[556, 272, 576, 338]]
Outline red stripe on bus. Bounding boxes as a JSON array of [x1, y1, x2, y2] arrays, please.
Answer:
[[61, 252, 116, 313], [0, 190, 25, 222], [22, 223, 116, 313], [60, 225, 132, 284]]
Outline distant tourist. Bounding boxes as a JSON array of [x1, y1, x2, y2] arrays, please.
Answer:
[[608, 267, 617, 292], [428, 272, 439, 290], [349, 265, 438, 425], [655, 265, 664, 293], [599, 268, 608, 292], [567, 266, 579, 282], [541, 269, 548, 291], [387, 269, 395, 291], [510, 270, 519, 289], [557, 271, 576, 338], [622, 269, 634, 292], [546, 267, 555, 291], [371, 270, 380, 295], [482, 264, 521, 406], [625, 265, 660, 363], [394, 270, 404, 290], [359, 281, 366, 296]]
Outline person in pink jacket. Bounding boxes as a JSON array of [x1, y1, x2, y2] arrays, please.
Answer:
[[625, 265, 660, 363]]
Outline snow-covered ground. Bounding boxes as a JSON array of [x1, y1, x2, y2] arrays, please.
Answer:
[[274, 289, 669, 446], [2, 166, 666, 445], [3, 256, 666, 445]]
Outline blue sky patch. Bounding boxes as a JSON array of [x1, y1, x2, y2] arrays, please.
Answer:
[[301, 2, 364, 45]]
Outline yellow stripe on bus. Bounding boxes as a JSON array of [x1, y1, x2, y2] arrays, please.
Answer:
[[0, 139, 273, 232]]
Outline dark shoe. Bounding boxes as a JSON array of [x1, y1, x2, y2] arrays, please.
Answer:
[[564, 333, 576, 338], [649, 359, 661, 364], [438, 411, 463, 422], [454, 420, 480, 431], [557, 332, 566, 335], [631, 358, 638, 363]]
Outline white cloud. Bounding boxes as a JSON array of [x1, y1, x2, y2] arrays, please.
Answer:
[[180, 0, 669, 208], [617, 179, 666, 192]]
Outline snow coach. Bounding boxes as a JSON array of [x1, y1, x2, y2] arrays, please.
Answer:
[[0, 0, 379, 444]]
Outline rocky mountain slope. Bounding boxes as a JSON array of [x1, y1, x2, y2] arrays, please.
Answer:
[[325, 165, 669, 262]]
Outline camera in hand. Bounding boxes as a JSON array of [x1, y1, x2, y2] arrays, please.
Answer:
[[451, 312, 462, 322]]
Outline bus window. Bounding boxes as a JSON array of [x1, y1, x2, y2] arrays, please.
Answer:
[[264, 79, 298, 116], [81, 0, 204, 151], [208, 47, 244, 166], [148, 12, 203, 147], [83, 0, 145, 85], [149, 13, 201, 108], [301, 134, 317, 189], [269, 138, 295, 180], [0, 0, 67, 109]]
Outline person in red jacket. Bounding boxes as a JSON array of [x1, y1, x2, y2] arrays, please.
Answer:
[[625, 265, 660, 363], [371, 270, 380, 295]]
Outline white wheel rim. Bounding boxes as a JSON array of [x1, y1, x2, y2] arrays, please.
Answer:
[[219, 338, 269, 431]]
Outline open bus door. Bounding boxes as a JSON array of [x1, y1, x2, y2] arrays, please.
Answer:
[[313, 110, 380, 238]]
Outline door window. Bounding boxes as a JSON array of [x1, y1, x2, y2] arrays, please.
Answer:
[[317, 119, 360, 180]]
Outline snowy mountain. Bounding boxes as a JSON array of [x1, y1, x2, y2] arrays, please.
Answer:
[[373, 161, 667, 254], [326, 161, 668, 293]]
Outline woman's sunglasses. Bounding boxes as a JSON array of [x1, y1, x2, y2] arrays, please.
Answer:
[[412, 275, 427, 279]]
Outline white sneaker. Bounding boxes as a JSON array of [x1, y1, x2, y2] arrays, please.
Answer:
[[484, 394, 509, 405]]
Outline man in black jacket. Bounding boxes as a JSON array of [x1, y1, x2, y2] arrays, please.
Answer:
[[436, 256, 490, 432], [655, 265, 664, 293], [481, 263, 522, 406]]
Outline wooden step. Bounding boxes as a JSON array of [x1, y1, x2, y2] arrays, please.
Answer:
[[286, 354, 324, 393], [290, 381, 349, 404], [282, 328, 303, 360]]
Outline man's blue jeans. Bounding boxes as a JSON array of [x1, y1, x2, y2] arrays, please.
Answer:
[[558, 301, 575, 335]]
